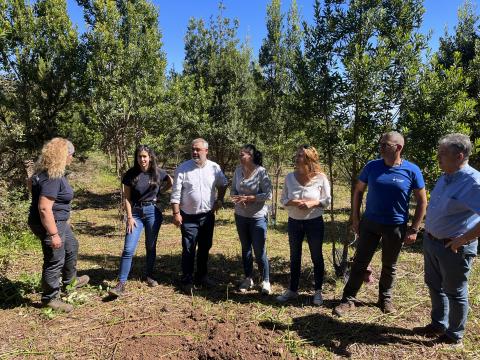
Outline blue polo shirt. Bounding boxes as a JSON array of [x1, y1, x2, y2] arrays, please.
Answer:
[[359, 159, 425, 225], [425, 164, 480, 255]]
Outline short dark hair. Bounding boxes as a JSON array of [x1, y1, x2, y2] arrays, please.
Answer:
[[242, 144, 263, 166]]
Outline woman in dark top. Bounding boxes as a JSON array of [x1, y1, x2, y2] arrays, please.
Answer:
[[28, 138, 89, 313], [109, 145, 172, 297]]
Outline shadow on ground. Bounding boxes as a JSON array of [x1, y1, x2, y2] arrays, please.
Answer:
[[74, 189, 121, 210], [260, 313, 426, 357]]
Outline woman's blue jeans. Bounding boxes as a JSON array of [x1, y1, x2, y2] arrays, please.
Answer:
[[235, 214, 270, 282], [287, 216, 325, 292], [118, 204, 162, 282]]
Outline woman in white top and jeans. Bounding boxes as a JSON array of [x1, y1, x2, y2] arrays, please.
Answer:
[[277, 145, 331, 305]]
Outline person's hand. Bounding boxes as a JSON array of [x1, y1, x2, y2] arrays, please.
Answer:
[[173, 213, 183, 227], [403, 228, 418, 245], [289, 199, 303, 207], [445, 236, 467, 253], [351, 216, 360, 235], [213, 200, 223, 212], [298, 200, 319, 210], [126, 217, 137, 234], [50, 233, 62, 249]]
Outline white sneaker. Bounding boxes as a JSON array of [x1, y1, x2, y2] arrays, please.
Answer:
[[276, 289, 298, 302], [313, 290, 323, 306], [261, 281, 271, 295], [239, 277, 254, 293]]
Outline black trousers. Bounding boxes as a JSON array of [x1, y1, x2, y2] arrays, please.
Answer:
[[29, 220, 79, 303], [180, 211, 215, 283], [342, 217, 406, 302]]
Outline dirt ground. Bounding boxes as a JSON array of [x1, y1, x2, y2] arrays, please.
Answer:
[[1, 154, 479, 359]]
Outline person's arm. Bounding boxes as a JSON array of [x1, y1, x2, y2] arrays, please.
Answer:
[[38, 196, 62, 249], [213, 167, 228, 211], [170, 168, 183, 226], [404, 188, 427, 244], [298, 175, 331, 209], [281, 174, 302, 207], [123, 185, 137, 234], [161, 173, 173, 193], [351, 180, 367, 234], [447, 222, 480, 252]]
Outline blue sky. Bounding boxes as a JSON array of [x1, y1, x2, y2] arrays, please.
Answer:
[[66, 0, 473, 70]]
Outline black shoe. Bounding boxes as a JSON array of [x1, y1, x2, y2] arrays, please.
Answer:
[[429, 334, 463, 348], [181, 282, 194, 294], [413, 323, 445, 338], [378, 299, 396, 314], [108, 282, 126, 298]]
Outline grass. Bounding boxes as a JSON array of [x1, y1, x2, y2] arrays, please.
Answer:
[[0, 152, 479, 359]]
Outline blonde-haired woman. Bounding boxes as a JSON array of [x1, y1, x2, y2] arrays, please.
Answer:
[[28, 138, 89, 312], [277, 145, 331, 305]]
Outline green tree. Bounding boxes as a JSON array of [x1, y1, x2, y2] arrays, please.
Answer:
[[258, 0, 305, 225], [180, 4, 259, 171], [79, 0, 166, 174], [399, 53, 476, 187], [0, 0, 86, 154], [336, 0, 426, 202]]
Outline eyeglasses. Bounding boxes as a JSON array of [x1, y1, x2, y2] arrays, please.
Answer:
[[379, 142, 397, 149]]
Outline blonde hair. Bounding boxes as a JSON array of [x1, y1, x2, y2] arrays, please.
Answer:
[[299, 145, 322, 175], [34, 138, 72, 179]]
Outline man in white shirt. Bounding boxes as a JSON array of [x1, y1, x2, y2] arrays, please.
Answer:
[[171, 138, 228, 292]]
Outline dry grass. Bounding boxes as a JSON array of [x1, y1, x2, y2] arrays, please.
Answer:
[[0, 152, 479, 359]]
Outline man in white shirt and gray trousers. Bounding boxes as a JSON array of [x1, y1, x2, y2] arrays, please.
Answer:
[[171, 138, 228, 292]]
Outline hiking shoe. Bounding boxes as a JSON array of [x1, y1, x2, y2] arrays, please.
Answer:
[[239, 277, 254, 293], [313, 290, 323, 306], [108, 282, 126, 298], [413, 324, 446, 338], [261, 281, 271, 295], [378, 300, 396, 314], [43, 299, 73, 313], [145, 277, 158, 287], [430, 334, 463, 348], [333, 300, 355, 317], [276, 289, 298, 303], [63, 275, 90, 292]]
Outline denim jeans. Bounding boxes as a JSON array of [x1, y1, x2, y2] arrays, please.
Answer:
[[424, 233, 476, 340], [342, 217, 406, 302], [287, 216, 325, 292], [235, 214, 270, 282], [28, 220, 78, 303], [180, 211, 215, 283], [118, 204, 162, 282]]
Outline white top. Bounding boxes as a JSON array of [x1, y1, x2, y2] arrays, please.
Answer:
[[280, 172, 331, 220], [170, 159, 228, 215], [231, 165, 272, 218]]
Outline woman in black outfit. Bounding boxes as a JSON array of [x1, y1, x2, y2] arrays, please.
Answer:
[[109, 145, 172, 297]]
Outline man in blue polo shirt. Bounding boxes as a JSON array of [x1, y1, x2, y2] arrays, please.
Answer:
[[414, 134, 480, 347], [334, 131, 427, 316]]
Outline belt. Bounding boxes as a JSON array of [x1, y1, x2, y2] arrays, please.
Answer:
[[427, 232, 450, 245], [134, 200, 156, 207]]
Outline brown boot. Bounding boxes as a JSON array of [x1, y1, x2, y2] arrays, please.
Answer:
[[333, 300, 355, 317], [378, 300, 396, 314], [64, 275, 90, 292], [108, 282, 126, 298], [43, 299, 73, 313]]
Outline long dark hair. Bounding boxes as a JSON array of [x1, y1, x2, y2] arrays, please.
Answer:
[[242, 144, 263, 166], [131, 144, 161, 187]]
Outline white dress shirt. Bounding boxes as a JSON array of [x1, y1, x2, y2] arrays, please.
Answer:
[[170, 159, 228, 215], [281, 172, 331, 220]]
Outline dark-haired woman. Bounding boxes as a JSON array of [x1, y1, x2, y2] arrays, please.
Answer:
[[109, 145, 172, 297], [231, 144, 272, 294]]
